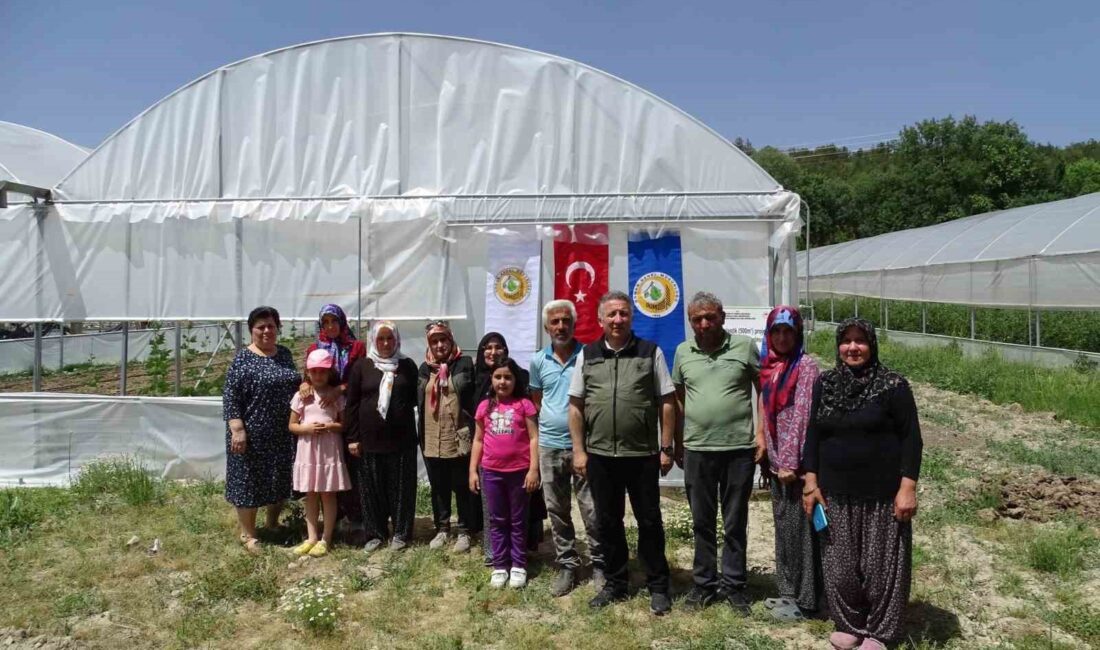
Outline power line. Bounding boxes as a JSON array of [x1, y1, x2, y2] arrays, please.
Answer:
[[776, 131, 898, 151]]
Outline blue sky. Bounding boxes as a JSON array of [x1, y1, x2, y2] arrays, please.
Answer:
[[2, 0, 1096, 150]]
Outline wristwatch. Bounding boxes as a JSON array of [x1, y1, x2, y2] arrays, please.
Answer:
[[659, 445, 675, 456]]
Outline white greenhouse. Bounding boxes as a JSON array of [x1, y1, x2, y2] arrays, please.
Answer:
[[1, 33, 800, 485], [0, 120, 87, 203]]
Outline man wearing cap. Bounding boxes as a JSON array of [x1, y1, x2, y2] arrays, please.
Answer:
[[568, 290, 677, 616], [672, 291, 761, 614]]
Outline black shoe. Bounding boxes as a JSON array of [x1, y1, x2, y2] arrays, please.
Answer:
[[722, 588, 752, 616], [650, 591, 672, 616], [681, 586, 718, 612], [588, 587, 628, 609]]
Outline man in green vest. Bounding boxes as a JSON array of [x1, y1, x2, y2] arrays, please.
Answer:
[[568, 290, 677, 615], [672, 291, 761, 615]]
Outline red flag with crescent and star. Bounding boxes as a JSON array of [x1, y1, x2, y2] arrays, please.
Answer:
[[553, 224, 609, 344]]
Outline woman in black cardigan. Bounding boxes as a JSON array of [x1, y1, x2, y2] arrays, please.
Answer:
[[802, 318, 922, 650], [345, 320, 420, 553]]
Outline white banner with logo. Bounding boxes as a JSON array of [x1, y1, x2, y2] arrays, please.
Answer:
[[484, 235, 541, 369]]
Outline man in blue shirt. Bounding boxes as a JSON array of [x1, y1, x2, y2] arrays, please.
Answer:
[[530, 299, 603, 597]]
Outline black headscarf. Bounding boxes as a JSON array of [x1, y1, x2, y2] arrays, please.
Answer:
[[474, 332, 528, 403], [815, 317, 906, 420]]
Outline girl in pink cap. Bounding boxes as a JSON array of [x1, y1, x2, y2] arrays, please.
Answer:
[[288, 348, 352, 557]]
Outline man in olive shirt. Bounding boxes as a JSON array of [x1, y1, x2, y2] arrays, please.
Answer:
[[672, 291, 761, 614], [568, 290, 677, 616]]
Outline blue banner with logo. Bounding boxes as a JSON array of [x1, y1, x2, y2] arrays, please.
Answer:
[[628, 231, 684, 371]]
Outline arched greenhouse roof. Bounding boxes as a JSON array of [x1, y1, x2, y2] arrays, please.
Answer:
[[52, 33, 797, 224], [0, 121, 87, 191], [799, 192, 1100, 309]]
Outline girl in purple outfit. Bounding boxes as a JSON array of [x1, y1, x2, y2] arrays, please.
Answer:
[[469, 358, 540, 589]]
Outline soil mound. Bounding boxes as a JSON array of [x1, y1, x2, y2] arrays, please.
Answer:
[[998, 472, 1100, 522]]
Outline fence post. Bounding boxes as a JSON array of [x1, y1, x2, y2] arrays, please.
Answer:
[[1035, 311, 1042, 347], [120, 322, 129, 396], [174, 321, 182, 396], [921, 304, 927, 334], [830, 296, 835, 322], [884, 300, 890, 330], [235, 321, 243, 350], [33, 323, 43, 392], [854, 298, 859, 318], [969, 308, 976, 340], [58, 322, 64, 371]]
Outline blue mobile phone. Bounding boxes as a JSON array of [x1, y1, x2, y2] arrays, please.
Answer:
[[812, 503, 828, 532]]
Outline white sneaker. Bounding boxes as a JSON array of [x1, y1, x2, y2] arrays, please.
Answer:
[[429, 531, 448, 550], [508, 568, 527, 589], [453, 533, 471, 553], [489, 569, 509, 589]]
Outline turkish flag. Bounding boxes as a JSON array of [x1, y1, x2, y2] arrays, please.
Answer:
[[553, 224, 609, 344]]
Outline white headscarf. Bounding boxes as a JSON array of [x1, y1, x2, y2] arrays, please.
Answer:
[[368, 320, 404, 418]]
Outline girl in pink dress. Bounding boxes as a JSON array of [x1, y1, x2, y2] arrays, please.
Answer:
[[289, 348, 351, 557]]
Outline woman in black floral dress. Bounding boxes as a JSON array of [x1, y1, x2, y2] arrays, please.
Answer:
[[223, 306, 301, 552]]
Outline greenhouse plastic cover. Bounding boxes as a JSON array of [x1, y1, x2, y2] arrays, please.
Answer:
[[0, 121, 87, 191], [798, 193, 1100, 309], [0, 33, 800, 322], [0, 393, 698, 487]]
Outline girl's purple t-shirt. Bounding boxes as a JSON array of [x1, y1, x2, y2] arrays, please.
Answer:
[[474, 396, 537, 472]]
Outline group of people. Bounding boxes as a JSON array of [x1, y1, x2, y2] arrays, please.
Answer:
[[223, 290, 922, 650]]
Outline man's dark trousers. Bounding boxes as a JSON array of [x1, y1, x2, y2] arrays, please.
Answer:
[[587, 452, 670, 594], [683, 448, 754, 593]]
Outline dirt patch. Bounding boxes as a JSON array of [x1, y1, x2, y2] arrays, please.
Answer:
[[998, 472, 1100, 522], [0, 629, 78, 650]]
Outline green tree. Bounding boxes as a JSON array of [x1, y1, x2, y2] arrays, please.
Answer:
[[1061, 159, 1100, 196]]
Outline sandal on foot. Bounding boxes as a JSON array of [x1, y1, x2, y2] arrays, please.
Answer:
[[243, 537, 263, 554], [291, 540, 316, 556], [764, 597, 796, 610], [829, 632, 862, 650], [307, 541, 329, 557], [770, 603, 806, 622]]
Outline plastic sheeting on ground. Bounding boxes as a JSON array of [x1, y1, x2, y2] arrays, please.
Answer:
[[0, 393, 693, 487], [798, 193, 1100, 309]]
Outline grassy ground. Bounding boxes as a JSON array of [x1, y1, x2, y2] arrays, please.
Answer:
[[3, 391, 1098, 649], [1, 347, 1098, 648]]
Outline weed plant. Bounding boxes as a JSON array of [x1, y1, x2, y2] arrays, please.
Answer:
[[1023, 523, 1096, 577], [70, 457, 165, 507], [279, 576, 345, 636], [988, 439, 1100, 477]]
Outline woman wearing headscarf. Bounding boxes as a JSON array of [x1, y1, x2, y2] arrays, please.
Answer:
[[473, 332, 546, 565], [301, 304, 368, 537], [345, 321, 420, 552], [304, 304, 367, 391], [802, 318, 922, 650], [418, 321, 477, 553], [755, 306, 822, 622]]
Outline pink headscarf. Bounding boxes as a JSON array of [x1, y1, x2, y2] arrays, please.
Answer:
[[424, 321, 462, 415]]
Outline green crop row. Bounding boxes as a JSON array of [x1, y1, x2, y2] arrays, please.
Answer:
[[805, 297, 1100, 353]]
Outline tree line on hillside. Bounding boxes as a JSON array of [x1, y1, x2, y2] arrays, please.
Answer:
[[738, 116, 1100, 248]]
